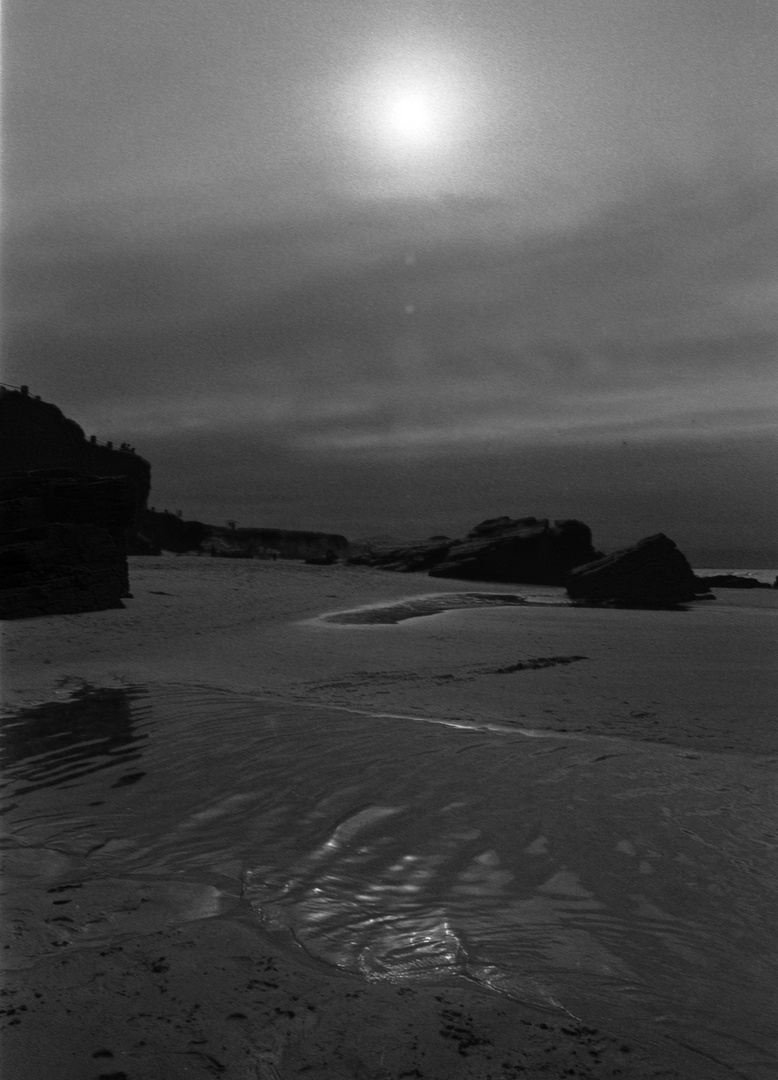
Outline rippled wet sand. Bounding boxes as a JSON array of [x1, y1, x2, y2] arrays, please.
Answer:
[[2, 683, 776, 1076]]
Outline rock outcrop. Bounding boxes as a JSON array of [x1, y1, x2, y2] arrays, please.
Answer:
[[0, 386, 151, 531], [348, 536, 455, 573], [0, 471, 136, 618], [429, 517, 601, 584], [565, 533, 702, 608], [349, 517, 602, 585]]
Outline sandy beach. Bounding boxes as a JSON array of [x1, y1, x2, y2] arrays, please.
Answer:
[[2, 555, 777, 1079]]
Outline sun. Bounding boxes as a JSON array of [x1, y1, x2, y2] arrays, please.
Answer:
[[342, 49, 480, 183], [387, 93, 437, 142]]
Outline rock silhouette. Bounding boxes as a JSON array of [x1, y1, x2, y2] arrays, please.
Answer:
[[350, 517, 602, 585], [0, 386, 150, 533], [565, 533, 702, 608], [0, 471, 136, 618]]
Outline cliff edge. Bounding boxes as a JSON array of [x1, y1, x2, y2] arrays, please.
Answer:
[[0, 386, 151, 526]]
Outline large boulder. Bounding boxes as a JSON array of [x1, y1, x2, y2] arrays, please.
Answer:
[[565, 533, 702, 608], [428, 517, 601, 584]]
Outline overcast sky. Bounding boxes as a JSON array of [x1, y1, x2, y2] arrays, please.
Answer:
[[4, 0, 777, 560]]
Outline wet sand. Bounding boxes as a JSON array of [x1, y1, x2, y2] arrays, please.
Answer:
[[2, 555, 777, 1078], [5, 556, 776, 754]]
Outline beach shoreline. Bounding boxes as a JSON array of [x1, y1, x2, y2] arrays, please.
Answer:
[[5, 555, 777, 753], [2, 556, 776, 1079]]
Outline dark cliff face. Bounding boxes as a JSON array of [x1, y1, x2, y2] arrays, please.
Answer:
[[0, 389, 151, 523], [0, 471, 137, 618]]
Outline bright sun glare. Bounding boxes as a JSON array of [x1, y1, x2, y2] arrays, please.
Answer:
[[349, 53, 477, 175], [387, 94, 436, 141]]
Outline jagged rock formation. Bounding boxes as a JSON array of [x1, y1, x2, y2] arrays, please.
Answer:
[[566, 533, 703, 608], [0, 472, 136, 618], [0, 387, 151, 531], [349, 517, 602, 585]]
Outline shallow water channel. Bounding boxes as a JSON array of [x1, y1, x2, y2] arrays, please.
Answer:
[[2, 683, 776, 1075]]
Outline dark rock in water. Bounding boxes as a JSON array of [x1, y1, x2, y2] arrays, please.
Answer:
[[0, 471, 137, 618], [429, 517, 602, 585], [695, 573, 771, 590], [566, 533, 702, 608]]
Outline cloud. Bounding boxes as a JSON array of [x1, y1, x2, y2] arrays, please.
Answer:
[[4, 172, 777, 454]]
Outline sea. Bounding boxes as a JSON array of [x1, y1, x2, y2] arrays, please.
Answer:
[[2, 576, 776, 1078]]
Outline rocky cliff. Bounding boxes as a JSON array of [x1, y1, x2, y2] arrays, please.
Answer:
[[141, 511, 349, 561], [0, 386, 151, 526]]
